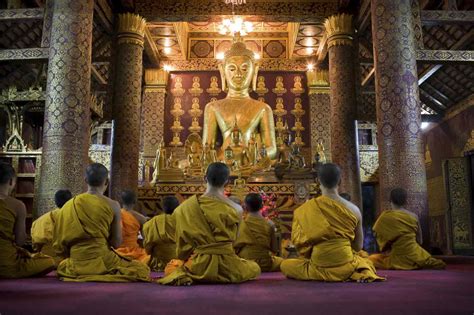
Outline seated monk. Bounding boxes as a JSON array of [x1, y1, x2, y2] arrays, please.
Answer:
[[143, 196, 180, 271], [234, 193, 283, 272], [280, 163, 384, 282], [53, 163, 150, 282], [0, 162, 55, 278], [115, 190, 150, 264], [31, 189, 73, 266], [159, 162, 261, 285], [369, 188, 446, 270]]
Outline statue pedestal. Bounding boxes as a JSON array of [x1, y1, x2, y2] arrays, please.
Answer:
[[156, 169, 185, 183]]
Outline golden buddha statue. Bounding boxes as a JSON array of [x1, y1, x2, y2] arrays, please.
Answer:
[[202, 36, 277, 159], [230, 118, 251, 168]]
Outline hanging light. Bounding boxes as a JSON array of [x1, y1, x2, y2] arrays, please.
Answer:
[[225, 0, 246, 5], [218, 16, 253, 37]]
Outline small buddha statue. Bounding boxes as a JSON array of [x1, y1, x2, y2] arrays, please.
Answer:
[[151, 139, 167, 184], [202, 36, 277, 159], [247, 133, 259, 165], [224, 145, 237, 171], [272, 76, 287, 95], [317, 141, 327, 164], [255, 76, 268, 95], [276, 124, 292, 165], [206, 76, 222, 95], [288, 143, 306, 169], [210, 141, 218, 163], [254, 144, 272, 172], [290, 75, 305, 95], [201, 143, 213, 169], [230, 118, 251, 168]]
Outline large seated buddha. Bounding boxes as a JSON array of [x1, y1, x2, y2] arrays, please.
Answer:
[[202, 37, 277, 159]]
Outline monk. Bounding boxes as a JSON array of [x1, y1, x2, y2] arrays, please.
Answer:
[[369, 188, 446, 270], [115, 190, 150, 264], [234, 193, 283, 272], [0, 162, 55, 278], [159, 162, 261, 285], [143, 196, 179, 271], [31, 189, 72, 266], [280, 163, 383, 282], [53, 163, 150, 282]]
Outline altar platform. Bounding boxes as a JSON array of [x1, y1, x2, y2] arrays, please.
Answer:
[[1, 256, 473, 315]]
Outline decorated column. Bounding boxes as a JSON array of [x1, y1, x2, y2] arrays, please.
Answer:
[[307, 69, 332, 161], [110, 13, 146, 198], [140, 69, 168, 184], [37, 0, 94, 216], [325, 14, 362, 207], [371, 0, 429, 243]]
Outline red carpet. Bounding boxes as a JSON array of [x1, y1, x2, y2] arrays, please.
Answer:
[[1, 257, 473, 315]]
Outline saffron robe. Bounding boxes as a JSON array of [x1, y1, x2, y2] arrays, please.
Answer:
[[158, 195, 261, 285], [115, 209, 150, 264], [143, 213, 177, 271], [280, 196, 384, 282], [31, 208, 62, 265], [234, 215, 283, 272], [369, 210, 446, 270], [0, 199, 55, 278], [53, 193, 150, 282]]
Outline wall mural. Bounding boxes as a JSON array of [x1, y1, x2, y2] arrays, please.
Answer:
[[164, 71, 310, 148]]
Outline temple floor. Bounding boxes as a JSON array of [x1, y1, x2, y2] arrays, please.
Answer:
[[0, 256, 473, 315]]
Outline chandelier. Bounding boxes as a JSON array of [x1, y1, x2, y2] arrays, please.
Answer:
[[225, 0, 246, 4], [218, 16, 253, 36]]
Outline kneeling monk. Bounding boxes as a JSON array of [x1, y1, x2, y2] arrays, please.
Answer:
[[369, 188, 445, 270], [31, 189, 72, 266], [281, 163, 383, 282], [143, 196, 180, 271], [159, 162, 260, 285], [0, 162, 55, 278], [53, 163, 150, 282], [115, 190, 150, 264], [234, 193, 283, 272]]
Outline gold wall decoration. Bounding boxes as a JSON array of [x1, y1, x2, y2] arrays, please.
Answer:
[[144, 68, 168, 91], [290, 75, 305, 95], [0, 86, 45, 102], [324, 13, 353, 48], [206, 76, 221, 95], [425, 143, 433, 167], [188, 97, 203, 133], [291, 98, 305, 146], [427, 176, 447, 217], [171, 76, 185, 97], [255, 76, 268, 96], [272, 76, 287, 95], [188, 76, 203, 96], [274, 97, 287, 135], [463, 129, 474, 154], [307, 69, 330, 93], [359, 150, 379, 183], [170, 97, 185, 146]]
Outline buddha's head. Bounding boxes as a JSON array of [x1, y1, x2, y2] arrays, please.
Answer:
[[220, 37, 259, 95]]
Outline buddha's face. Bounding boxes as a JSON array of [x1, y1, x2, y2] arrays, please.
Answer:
[[225, 56, 254, 92]]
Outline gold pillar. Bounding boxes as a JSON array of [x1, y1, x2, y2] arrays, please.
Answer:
[[307, 69, 331, 161], [140, 68, 168, 184], [325, 14, 362, 207], [36, 0, 94, 216], [110, 13, 146, 199]]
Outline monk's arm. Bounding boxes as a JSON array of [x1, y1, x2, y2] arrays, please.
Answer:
[[352, 211, 364, 252], [13, 200, 27, 246], [202, 104, 217, 146], [260, 106, 277, 159], [130, 210, 148, 226], [416, 218, 423, 245], [109, 201, 123, 248]]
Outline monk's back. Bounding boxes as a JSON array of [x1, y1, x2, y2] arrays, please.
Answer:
[[120, 209, 140, 247], [0, 199, 16, 245]]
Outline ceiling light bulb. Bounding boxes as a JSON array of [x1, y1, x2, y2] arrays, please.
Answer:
[[164, 47, 171, 54], [216, 52, 225, 60], [307, 63, 314, 71], [254, 53, 261, 60]]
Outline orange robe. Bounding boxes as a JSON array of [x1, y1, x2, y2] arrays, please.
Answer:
[[115, 210, 150, 264], [369, 210, 446, 270]]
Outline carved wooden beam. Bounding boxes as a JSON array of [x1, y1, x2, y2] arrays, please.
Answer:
[[421, 10, 474, 25], [361, 68, 375, 87], [173, 22, 189, 60], [419, 89, 446, 114], [288, 22, 300, 59], [91, 65, 107, 85], [357, 0, 371, 34], [144, 28, 161, 67], [316, 33, 328, 64], [0, 48, 49, 61], [418, 29, 473, 84], [423, 82, 453, 105], [0, 87, 45, 103], [416, 49, 474, 64], [0, 8, 44, 21], [94, 0, 114, 35]]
